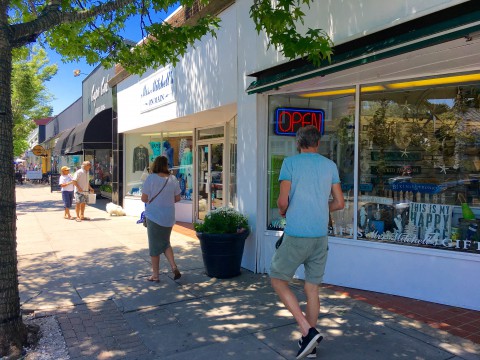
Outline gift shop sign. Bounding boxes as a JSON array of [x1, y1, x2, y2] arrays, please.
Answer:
[[274, 108, 325, 136], [140, 66, 175, 113], [409, 202, 452, 239]]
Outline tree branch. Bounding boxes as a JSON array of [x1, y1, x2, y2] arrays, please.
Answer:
[[9, 0, 137, 47]]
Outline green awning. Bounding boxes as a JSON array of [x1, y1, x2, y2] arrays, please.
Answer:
[[247, 2, 480, 95]]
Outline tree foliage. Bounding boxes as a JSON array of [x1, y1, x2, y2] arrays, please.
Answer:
[[250, 0, 333, 65], [11, 47, 57, 156]]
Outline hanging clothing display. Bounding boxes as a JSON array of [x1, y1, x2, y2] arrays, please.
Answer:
[[163, 141, 174, 168], [133, 145, 149, 172], [149, 141, 162, 162]]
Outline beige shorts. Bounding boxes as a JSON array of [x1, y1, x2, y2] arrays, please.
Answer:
[[270, 234, 328, 285]]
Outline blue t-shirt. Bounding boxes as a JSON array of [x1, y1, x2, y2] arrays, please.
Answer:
[[143, 174, 181, 227], [279, 153, 340, 237]]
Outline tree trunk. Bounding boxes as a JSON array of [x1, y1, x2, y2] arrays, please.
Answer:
[[0, 35, 30, 358]]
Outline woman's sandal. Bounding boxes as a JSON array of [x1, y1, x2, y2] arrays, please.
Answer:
[[172, 267, 182, 280], [147, 276, 160, 283]]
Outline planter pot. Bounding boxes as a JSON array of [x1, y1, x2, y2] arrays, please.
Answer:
[[196, 229, 250, 279], [100, 191, 112, 199]]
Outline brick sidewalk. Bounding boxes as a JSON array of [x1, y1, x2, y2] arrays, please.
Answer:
[[43, 301, 151, 360]]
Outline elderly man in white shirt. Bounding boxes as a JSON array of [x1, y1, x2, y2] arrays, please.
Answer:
[[72, 161, 94, 222]]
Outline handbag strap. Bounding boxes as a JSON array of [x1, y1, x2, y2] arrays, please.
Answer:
[[148, 176, 170, 204]]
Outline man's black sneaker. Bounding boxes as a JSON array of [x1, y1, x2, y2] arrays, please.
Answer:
[[298, 339, 317, 358], [296, 328, 322, 359]]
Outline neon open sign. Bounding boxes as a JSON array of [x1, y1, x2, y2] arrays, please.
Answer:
[[274, 108, 325, 136]]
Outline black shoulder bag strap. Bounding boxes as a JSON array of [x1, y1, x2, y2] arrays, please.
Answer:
[[148, 176, 169, 204]]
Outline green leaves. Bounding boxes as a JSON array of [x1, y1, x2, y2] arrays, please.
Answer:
[[11, 46, 56, 156], [40, 0, 220, 74], [250, 0, 333, 66], [194, 207, 249, 234]]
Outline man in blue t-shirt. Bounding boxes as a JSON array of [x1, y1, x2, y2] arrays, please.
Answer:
[[270, 125, 344, 359]]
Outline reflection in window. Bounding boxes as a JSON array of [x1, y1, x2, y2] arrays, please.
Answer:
[[359, 80, 480, 253], [266, 93, 355, 238]]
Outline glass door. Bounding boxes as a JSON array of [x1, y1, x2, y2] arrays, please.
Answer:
[[197, 142, 224, 220]]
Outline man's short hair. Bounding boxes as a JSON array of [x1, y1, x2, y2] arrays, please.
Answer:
[[82, 161, 91, 168], [296, 125, 321, 149]]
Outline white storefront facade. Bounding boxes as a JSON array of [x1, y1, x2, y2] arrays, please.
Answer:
[[114, 0, 480, 310]]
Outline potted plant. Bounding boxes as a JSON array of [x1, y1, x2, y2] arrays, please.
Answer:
[[194, 207, 250, 279], [100, 184, 113, 199]]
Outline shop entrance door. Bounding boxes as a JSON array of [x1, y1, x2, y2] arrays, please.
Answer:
[[196, 141, 224, 220]]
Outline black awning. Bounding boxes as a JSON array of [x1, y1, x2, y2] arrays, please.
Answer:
[[64, 109, 112, 155], [53, 128, 75, 156]]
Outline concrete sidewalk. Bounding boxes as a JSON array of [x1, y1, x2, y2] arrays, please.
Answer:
[[15, 184, 480, 359]]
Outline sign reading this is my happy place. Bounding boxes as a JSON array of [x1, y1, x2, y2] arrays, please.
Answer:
[[409, 202, 452, 239]]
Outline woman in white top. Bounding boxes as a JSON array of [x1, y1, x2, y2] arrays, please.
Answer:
[[141, 156, 182, 282], [59, 166, 75, 219]]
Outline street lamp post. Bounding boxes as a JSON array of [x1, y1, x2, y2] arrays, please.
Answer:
[[73, 69, 88, 77]]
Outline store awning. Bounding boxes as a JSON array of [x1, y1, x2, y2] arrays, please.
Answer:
[[53, 128, 75, 156], [64, 109, 113, 155], [246, 1, 480, 94]]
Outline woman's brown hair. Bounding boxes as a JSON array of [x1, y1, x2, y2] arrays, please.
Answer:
[[150, 156, 169, 174]]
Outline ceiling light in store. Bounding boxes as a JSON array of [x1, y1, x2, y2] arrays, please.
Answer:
[[300, 85, 386, 98], [387, 74, 480, 89], [300, 88, 355, 97], [141, 131, 192, 137], [361, 85, 386, 92]]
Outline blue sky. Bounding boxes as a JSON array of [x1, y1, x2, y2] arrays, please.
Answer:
[[46, 8, 176, 115]]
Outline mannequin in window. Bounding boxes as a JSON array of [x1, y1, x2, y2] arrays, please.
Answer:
[[163, 140, 174, 168]]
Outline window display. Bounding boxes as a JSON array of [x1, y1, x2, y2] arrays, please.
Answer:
[[266, 74, 480, 253], [266, 94, 355, 238], [125, 131, 193, 200], [358, 76, 480, 253]]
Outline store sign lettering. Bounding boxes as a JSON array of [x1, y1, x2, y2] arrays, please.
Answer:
[[391, 182, 442, 194], [274, 108, 325, 136], [371, 151, 422, 161], [455, 240, 480, 251], [140, 66, 175, 113], [91, 75, 110, 115], [371, 166, 421, 175], [357, 230, 480, 253]]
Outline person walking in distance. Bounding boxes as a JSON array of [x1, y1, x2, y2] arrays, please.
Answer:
[[59, 166, 75, 219], [270, 125, 345, 359], [72, 161, 94, 222], [141, 156, 182, 282]]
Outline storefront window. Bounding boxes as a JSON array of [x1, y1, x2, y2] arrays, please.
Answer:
[[358, 76, 480, 253], [266, 92, 355, 238], [228, 116, 237, 208], [125, 131, 193, 200]]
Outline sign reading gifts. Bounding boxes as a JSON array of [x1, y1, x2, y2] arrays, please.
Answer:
[[274, 108, 325, 136], [409, 202, 452, 239]]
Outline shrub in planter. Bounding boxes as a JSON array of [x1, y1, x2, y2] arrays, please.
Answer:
[[194, 207, 248, 234], [194, 207, 249, 278]]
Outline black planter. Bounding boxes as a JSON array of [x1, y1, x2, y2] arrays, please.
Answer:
[[196, 229, 250, 279]]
